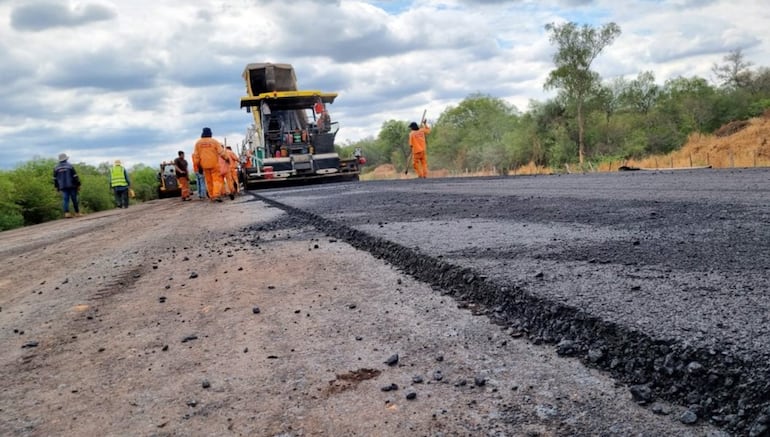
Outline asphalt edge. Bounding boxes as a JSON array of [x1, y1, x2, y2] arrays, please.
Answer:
[[252, 194, 770, 436]]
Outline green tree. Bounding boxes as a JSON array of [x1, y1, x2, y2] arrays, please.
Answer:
[[0, 172, 24, 230], [712, 48, 753, 90], [622, 71, 660, 114], [544, 21, 621, 164], [129, 164, 160, 202], [430, 94, 519, 172], [376, 120, 411, 173]]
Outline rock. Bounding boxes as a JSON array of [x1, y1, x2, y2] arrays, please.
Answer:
[[630, 384, 654, 403], [686, 361, 704, 374], [189, 272, 198, 279], [436, 355, 444, 362], [680, 409, 698, 425], [587, 348, 604, 363], [252, 306, 260, 314], [412, 375, 424, 384], [750, 422, 768, 437], [380, 383, 398, 392], [159, 296, 166, 303], [433, 370, 443, 381], [181, 335, 198, 343], [384, 354, 399, 366], [406, 391, 417, 400], [186, 400, 198, 407], [651, 402, 672, 415], [202, 380, 211, 389], [355, 336, 363, 341], [161, 345, 169, 351], [556, 339, 576, 356], [21, 341, 39, 348], [474, 376, 487, 387]]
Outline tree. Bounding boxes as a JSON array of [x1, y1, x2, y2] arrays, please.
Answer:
[[430, 94, 519, 171], [622, 71, 660, 114], [376, 120, 411, 173], [712, 48, 753, 90], [544, 21, 621, 164]]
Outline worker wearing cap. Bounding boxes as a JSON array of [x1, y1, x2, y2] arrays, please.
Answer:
[[408, 120, 431, 178], [110, 159, 131, 208], [193, 127, 228, 202]]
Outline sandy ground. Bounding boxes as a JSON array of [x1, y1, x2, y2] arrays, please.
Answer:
[[0, 195, 724, 436]]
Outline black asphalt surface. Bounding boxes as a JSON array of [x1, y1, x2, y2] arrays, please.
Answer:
[[251, 168, 770, 435]]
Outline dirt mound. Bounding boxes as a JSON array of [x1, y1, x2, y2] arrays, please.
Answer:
[[627, 114, 770, 168], [714, 120, 750, 137]]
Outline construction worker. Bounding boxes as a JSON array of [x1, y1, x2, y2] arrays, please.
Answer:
[[408, 120, 431, 178], [225, 146, 240, 196], [53, 153, 82, 218], [192, 127, 229, 202], [110, 159, 131, 208], [173, 150, 192, 201]]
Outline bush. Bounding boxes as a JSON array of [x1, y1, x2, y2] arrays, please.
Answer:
[[78, 173, 114, 211]]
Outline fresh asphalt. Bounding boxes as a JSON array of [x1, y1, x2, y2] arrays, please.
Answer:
[[251, 168, 770, 435]]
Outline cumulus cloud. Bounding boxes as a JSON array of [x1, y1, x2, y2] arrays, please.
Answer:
[[11, 1, 115, 31], [0, 0, 769, 169]]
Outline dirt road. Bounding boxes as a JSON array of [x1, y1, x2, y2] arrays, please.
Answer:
[[1, 195, 723, 436]]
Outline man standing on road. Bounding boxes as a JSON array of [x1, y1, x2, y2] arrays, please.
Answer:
[[110, 160, 131, 209], [53, 153, 82, 218], [193, 127, 228, 202], [408, 120, 431, 178], [174, 150, 192, 201]]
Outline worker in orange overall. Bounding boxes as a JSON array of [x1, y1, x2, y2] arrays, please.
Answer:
[[225, 146, 240, 197], [408, 120, 431, 178], [193, 127, 229, 202]]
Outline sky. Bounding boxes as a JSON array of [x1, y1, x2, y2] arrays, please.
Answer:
[[0, 0, 768, 170]]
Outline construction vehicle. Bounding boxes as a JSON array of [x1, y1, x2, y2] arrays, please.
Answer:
[[157, 161, 197, 198], [238, 63, 361, 188], [157, 162, 181, 198]]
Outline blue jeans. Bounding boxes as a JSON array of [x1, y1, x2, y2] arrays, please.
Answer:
[[114, 186, 129, 208], [62, 188, 80, 213], [196, 173, 207, 198]]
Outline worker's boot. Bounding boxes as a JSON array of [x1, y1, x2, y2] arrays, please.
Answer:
[[64, 212, 72, 218]]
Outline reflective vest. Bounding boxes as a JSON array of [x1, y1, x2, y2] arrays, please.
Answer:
[[111, 166, 128, 187]]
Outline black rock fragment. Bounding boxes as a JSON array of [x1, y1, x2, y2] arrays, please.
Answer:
[[406, 392, 417, 400], [189, 272, 198, 279], [181, 335, 198, 343], [384, 354, 399, 366], [630, 384, 654, 404], [202, 380, 211, 389], [21, 341, 39, 348], [474, 376, 486, 387], [680, 409, 698, 425], [252, 306, 260, 314], [381, 383, 398, 392], [412, 375, 424, 384]]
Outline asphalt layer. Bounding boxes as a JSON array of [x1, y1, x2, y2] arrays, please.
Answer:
[[252, 168, 770, 436]]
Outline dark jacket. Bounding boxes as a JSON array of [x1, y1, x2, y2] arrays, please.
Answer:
[[53, 161, 81, 190]]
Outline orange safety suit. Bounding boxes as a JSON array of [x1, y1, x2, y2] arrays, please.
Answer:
[[193, 137, 228, 200], [226, 149, 240, 195], [409, 123, 431, 178]]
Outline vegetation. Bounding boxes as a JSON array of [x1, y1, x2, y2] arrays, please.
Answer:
[[357, 31, 770, 177], [0, 160, 163, 231]]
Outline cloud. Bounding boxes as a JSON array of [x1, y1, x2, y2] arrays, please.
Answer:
[[1, 0, 769, 170], [11, 1, 115, 32]]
